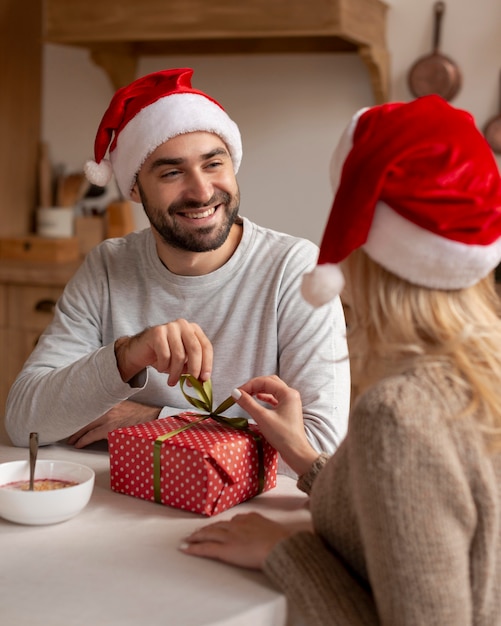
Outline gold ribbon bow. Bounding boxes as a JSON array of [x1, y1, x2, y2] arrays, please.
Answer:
[[153, 375, 265, 503]]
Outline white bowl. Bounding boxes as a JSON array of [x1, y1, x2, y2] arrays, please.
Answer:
[[0, 459, 95, 525]]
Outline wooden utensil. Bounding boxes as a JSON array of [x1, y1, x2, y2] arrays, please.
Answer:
[[484, 71, 501, 154], [56, 172, 89, 207], [408, 1, 461, 101], [38, 142, 53, 208]]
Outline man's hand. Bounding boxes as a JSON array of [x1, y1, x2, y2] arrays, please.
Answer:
[[67, 400, 161, 448], [114, 319, 213, 386]]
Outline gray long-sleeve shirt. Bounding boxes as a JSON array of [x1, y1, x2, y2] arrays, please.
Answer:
[[5, 218, 350, 470]]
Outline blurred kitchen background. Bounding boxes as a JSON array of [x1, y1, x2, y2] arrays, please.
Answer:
[[4, 0, 501, 246]]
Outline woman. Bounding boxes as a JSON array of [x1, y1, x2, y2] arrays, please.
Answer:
[[181, 95, 501, 625]]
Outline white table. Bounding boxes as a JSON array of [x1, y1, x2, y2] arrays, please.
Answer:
[[0, 435, 311, 626]]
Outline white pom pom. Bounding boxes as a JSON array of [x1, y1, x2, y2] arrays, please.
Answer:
[[84, 158, 113, 187], [301, 264, 345, 307]]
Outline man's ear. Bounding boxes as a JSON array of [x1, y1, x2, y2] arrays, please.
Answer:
[[130, 180, 141, 203]]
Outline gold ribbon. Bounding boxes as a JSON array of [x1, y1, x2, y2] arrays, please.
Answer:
[[153, 375, 265, 503]]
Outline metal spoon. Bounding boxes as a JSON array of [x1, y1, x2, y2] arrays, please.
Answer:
[[29, 432, 39, 491]]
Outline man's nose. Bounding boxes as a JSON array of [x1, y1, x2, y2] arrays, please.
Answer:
[[185, 172, 213, 204]]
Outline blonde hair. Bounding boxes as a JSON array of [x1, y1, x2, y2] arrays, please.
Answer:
[[344, 249, 501, 452]]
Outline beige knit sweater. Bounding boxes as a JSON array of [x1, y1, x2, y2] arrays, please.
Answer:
[[264, 363, 501, 625]]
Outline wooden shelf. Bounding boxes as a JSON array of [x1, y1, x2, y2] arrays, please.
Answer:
[[44, 0, 389, 103]]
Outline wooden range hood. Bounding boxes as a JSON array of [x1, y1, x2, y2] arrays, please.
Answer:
[[44, 0, 389, 103]]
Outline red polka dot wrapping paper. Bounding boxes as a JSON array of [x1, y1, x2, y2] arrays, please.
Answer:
[[108, 412, 278, 516]]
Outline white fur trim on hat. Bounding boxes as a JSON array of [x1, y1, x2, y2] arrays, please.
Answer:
[[84, 158, 113, 188], [366, 202, 501, 289], [301, 264, 345, 307], [329, 107, 368, 195], [111, 93, 242, 198]]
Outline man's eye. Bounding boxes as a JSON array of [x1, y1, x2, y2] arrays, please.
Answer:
[[206, 161, 223, 170], [160, 170, 181, 178]]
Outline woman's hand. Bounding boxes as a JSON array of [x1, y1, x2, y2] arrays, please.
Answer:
[[232, 375, 320, 477], [180, 512, 291, 570]]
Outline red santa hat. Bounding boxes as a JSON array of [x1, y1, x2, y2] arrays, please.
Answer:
[[302, 95, 501, 307], [84, 68, 242, 199]]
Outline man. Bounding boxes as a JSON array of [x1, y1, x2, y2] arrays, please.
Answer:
[[5, 68, 350, 474]]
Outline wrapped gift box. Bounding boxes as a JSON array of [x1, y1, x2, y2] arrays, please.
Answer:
[[108, 412, 278, 516]]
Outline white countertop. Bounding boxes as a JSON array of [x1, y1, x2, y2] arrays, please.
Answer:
[[0, 435, 311, 626]]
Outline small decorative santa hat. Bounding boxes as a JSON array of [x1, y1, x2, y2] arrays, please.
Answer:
[[302, 95, 501, 307], [84, 68, 242, 199]]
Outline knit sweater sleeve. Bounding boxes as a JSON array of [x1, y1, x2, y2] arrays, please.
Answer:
[[264, 374, 480, 625], [296, 452, 330, 494], [346, 379, 476, 624], [264, 532, 379, 625]]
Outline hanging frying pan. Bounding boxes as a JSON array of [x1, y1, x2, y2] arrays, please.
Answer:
[[484, 71, 501, 154], [408, 1, 462, 101]]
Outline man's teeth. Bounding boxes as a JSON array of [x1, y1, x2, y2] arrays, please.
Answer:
[[183, 208, 216, 219]]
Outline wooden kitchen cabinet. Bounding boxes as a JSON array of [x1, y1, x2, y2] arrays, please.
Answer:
[[44, 0, 390, 103], [7, 285, 65, 391], [0, 260, 80, 418], [0, 1, 42, 238]]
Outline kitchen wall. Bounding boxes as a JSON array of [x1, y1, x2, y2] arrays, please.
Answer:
[[42, 0, 501, 244]]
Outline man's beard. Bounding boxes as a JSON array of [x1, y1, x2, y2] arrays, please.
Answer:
[[137, 182, 240, 253]]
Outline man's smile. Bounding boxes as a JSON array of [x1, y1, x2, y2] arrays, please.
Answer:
[[178, 207, 217, 219]]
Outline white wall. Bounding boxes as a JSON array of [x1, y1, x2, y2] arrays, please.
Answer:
[[42, 0, 501, 244]]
